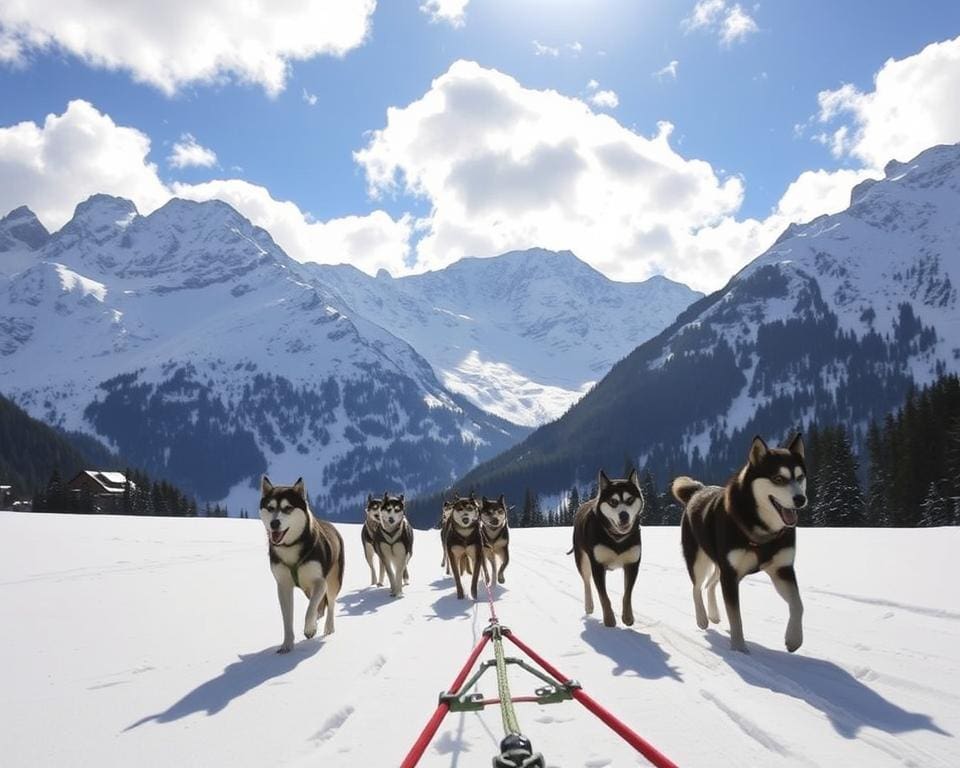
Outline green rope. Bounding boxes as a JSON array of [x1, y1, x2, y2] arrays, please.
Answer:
[[491, 626, 521, 737]]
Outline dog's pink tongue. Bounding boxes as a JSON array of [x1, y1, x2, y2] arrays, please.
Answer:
[[271, 530, 285, 544], [781, 508, 798, 527]]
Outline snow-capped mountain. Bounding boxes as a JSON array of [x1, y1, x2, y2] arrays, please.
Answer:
[[0, 206, 49, 277], [310, 251, 700, 426], [453, 143, 960, 503], [0, 195, 527, 515]]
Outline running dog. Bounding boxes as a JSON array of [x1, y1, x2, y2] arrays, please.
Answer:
[[360, 494, 386, 587], [260, 476, 344, 653], [479, 495, 511, 584], [572, 469, 644, 627], [443, 494, 482, 600], [374, 493, 413, 597], [673, 433, 806, 653]]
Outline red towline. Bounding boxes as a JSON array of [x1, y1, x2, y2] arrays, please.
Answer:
[[399, 626, 678, 768]]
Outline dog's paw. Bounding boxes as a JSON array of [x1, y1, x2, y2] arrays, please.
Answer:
[[785, 626, 803, 653], [277, 643, 293, 654], [602, 613, 617, 628], [304, 622, 317, 639], [730, 638, 749, 653], [707, 609, 721, 624], [696, 614, 709, 630], [622, 611, 634, 626]]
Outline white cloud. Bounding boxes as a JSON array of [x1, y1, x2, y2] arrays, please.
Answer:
[[0, 29, 22, 63], [420, 0, 469, 28], [586, 79, 600, 90], [532, 40, 582, 58], [302, 88, 319, 107], [0, 100, 169, 230], [355, 61, 757, 291], [0, 100, 411, 276], [815, 35, 960, 168], [773, 167, 874, 225], [684, 1, 758, 47], [167, 133, 218, 170], [720, 4, 758, 45], [654, 60, 679, 80], [589, 89, 619, 109], [532, 40, 560, 57], [0, 1, 376, 96]]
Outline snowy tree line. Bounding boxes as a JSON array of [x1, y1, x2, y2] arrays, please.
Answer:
[[521, 373, 960, 528]]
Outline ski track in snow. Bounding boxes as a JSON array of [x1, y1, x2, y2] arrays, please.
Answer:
[[0, 513, 957, 767]]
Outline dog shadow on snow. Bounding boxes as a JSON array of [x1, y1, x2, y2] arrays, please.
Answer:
[[338, 586, 399, 615], [704, 631, 950, 739], [125, 643, 321, 730], [581, 619, 682, 682]]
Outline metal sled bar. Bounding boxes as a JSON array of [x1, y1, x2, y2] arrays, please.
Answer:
[[442, 656, 575, 712], [400, 633, 491, 768], [505, 632, 679, 768]]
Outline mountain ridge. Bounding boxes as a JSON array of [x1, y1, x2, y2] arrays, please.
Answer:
[[442, 142, 960, 510]]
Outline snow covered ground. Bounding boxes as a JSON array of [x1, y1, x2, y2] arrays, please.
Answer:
[[1, 512, 957, 767]]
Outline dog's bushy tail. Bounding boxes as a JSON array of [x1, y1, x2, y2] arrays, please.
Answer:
[[671, 476, 703, 505]]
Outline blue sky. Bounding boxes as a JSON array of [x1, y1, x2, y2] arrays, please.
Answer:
[[2, 1, 960, 291]]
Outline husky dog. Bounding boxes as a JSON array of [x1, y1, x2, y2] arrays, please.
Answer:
[[440, 500, 454, 574], [572, 469, 644, 627], [443, 494, 482, 600], [673, 434, 806, 653], [374, 493, 413, 597], [360, 494, 386, 587], [260, 476, 344, 653], [479, 495, 511, 584]]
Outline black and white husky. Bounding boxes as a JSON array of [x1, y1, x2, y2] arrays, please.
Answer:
[[673, 434, 806, 653], [442, 494, 482, 600], [260, 476, 345, 653], [374, 493, 413, 597], [479, 495, 510, 584], [360, 494, 386, 587], [572, 470, 644, 627]]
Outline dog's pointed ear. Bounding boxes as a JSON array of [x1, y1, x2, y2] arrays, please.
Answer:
[[382, 491, 389, 502], [481, 495, 488, 504], [599, 469, 611, 493], [292, 477, 305, 497], [628, 468, 640, 490], [261, 475, 273, 495], [748, 436, 769, 467], [367, 493, 373, 504], [787, 432, 805, 460], [399, 494, 404, 503], [498, 494, 505, 506]]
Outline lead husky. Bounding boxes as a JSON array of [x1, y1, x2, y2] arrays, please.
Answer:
[[479, 495, 510, 584], [443, 494, 482, 600], [672, 434, 806, 653], [360, 494, 386, 587], [260, 476, 344, 653], [375, 493, 413, 597], [572, 469, 644, 627]]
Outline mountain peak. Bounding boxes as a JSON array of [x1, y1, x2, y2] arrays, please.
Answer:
[[0, 206, 50, 252], [70, 195, 139, 232]]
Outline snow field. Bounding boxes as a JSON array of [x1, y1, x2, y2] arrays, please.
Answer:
[[0, 513, 957, 767]]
